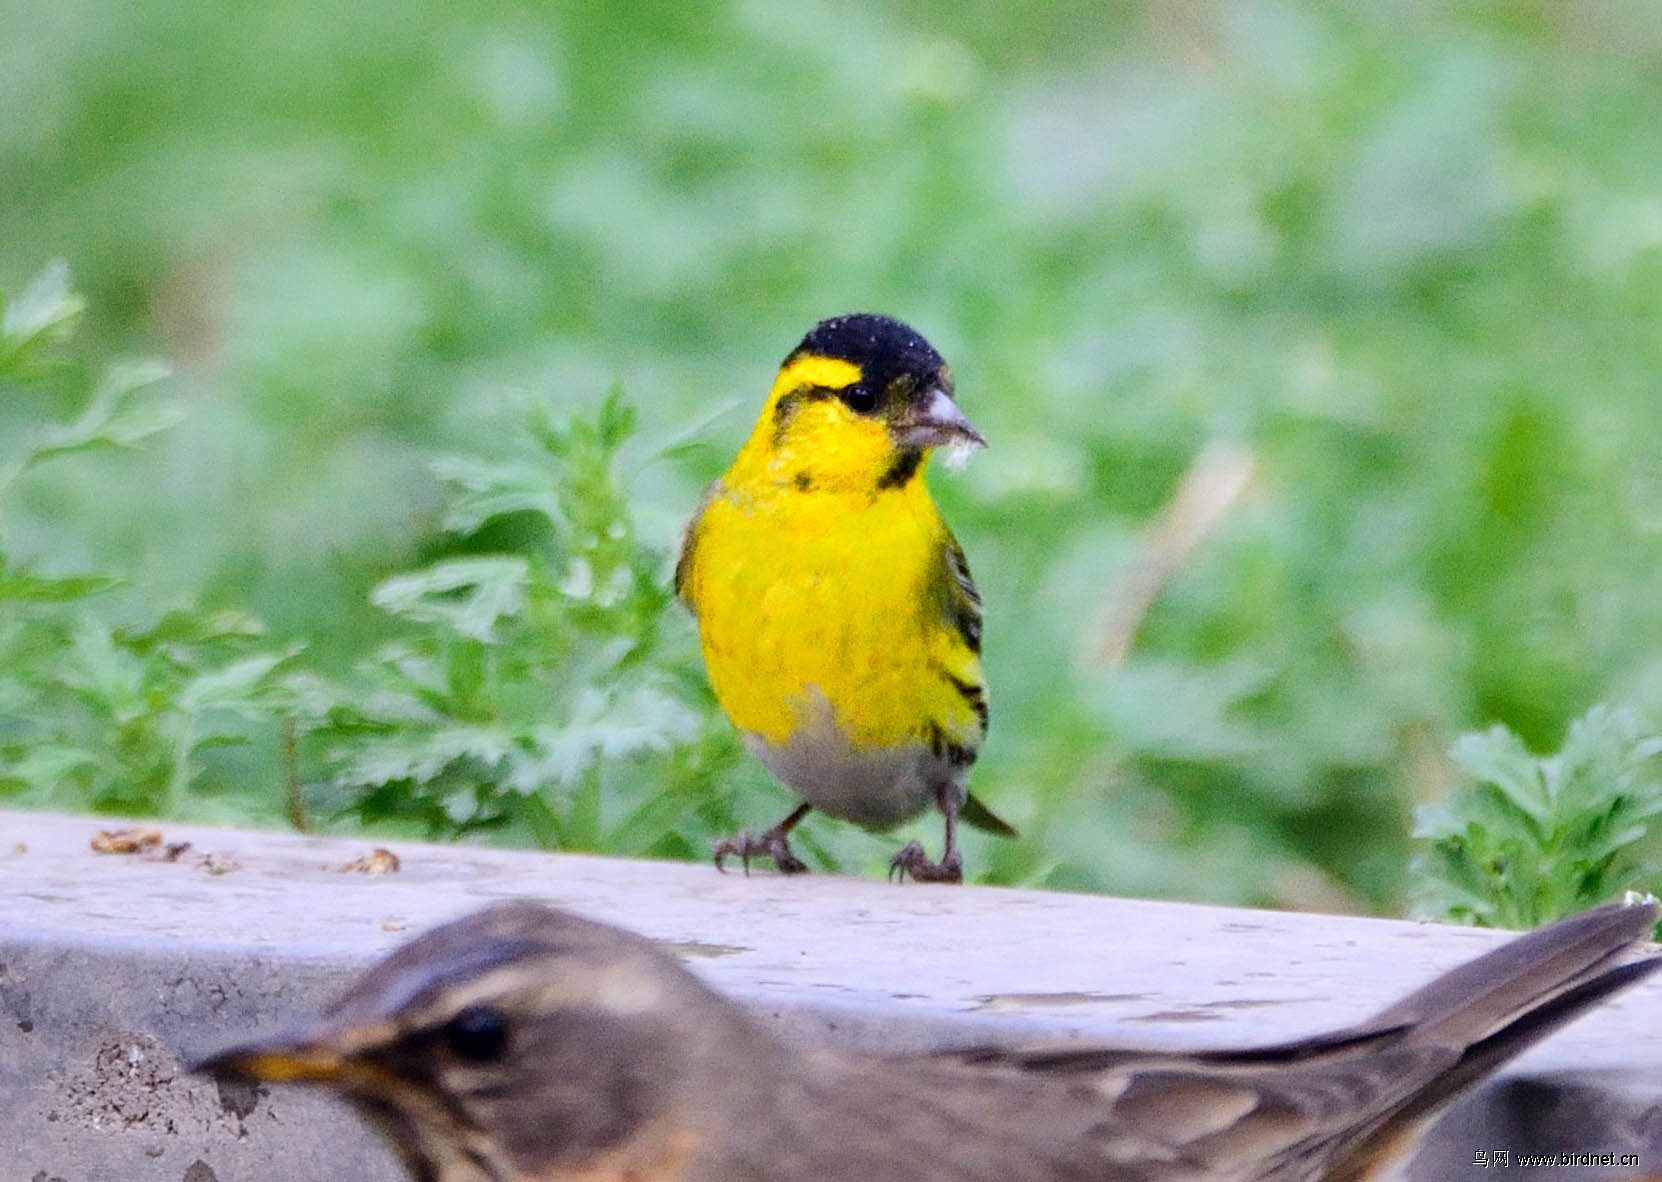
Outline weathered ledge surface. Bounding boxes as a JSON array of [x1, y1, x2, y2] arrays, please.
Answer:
[[0, 808, 1658, 1182]]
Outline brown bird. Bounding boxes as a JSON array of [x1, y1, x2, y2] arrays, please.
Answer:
[[195, 898, 1659, 1182]]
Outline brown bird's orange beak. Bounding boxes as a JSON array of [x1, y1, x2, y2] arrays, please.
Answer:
[[201, 1042, 349, 1083], [194, 1026, 393, 1090]]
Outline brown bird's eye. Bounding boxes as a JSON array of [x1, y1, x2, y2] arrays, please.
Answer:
[[840, 383, 878, 414], [444, 1005, 510, 1062]]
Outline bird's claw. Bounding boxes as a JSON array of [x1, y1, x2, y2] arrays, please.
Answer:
[[713, 828, 809, 876], [888, 841, 962, 884]]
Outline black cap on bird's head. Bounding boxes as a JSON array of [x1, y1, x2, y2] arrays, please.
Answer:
[[787, 313, 985, 451], [792, 314, 947, 388]]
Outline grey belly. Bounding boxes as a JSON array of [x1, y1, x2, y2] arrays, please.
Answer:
[[742, 690, 966, 831]]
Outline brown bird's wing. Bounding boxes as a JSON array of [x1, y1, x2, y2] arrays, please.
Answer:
[[929, 901, 1661, 1181]]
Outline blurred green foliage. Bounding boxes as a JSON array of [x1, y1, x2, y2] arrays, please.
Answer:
[[0, 265, 296, 818], [4, 1, 1662, 909], [1413, 705, 1662, 928], [285, 388, 759, 857]]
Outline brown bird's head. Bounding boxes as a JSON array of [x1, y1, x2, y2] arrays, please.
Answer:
[[194, 900, 747, 1182]]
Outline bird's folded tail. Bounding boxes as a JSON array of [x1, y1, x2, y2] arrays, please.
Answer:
[[1368, 898, 1659, 1045], [939, 899, 1659, 1079], [960, 791, 1017, 837], [932, 898, 1659, 1180], [1331, 897, 1661, 1139]]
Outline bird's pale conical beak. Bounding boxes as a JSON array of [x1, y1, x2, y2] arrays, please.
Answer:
[[891, 384, 987, 450]]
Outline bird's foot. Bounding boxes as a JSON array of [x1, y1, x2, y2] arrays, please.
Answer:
[[713, 826, 810, 876], [888, 841, 962, 884]]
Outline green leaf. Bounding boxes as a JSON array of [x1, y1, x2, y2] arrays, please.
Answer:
[[176, 645, 302, 716], [1413, 703, 1662, 926], [432, 456, 567, 534], [0, 568, 122, 602], [332, 723, 521, 788], [0, 260, 85, 373], [596, 385, 635, 450], [513, 685, 701, 790], [370, 556, 530, 641], [58, 617, 147, 718], [1448, 724, 1550, 821], [22, 362, 181, 468], [0, 744, 102, 800]]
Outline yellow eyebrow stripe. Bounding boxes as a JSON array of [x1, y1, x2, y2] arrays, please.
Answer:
[[775, 354, 860, 392]]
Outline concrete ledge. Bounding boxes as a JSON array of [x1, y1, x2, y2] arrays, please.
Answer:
[[1, 809, 1658, 1181]]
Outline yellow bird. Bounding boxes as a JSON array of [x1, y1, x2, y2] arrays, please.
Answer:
[[676, 313, 1013, 882]]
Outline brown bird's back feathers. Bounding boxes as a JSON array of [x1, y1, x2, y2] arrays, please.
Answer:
[[196, 899, 1661, 1182]]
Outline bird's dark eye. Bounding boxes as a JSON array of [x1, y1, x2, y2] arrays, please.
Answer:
[[840, 383, 878, 414], [443, 1005, 510, 1062]]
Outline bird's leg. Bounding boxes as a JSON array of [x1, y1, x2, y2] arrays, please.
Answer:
[[889, 787, 964, 884], [713, 803, 812, 875]]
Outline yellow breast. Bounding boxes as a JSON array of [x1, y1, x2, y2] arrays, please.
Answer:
[[687, 476, 963, 751]]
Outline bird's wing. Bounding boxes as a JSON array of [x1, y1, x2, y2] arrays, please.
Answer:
[[674, 480, 723, 617], [930, 530, 1016, 837], [930, 901, 1661, 1180], [939, 531, 983, 658]]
